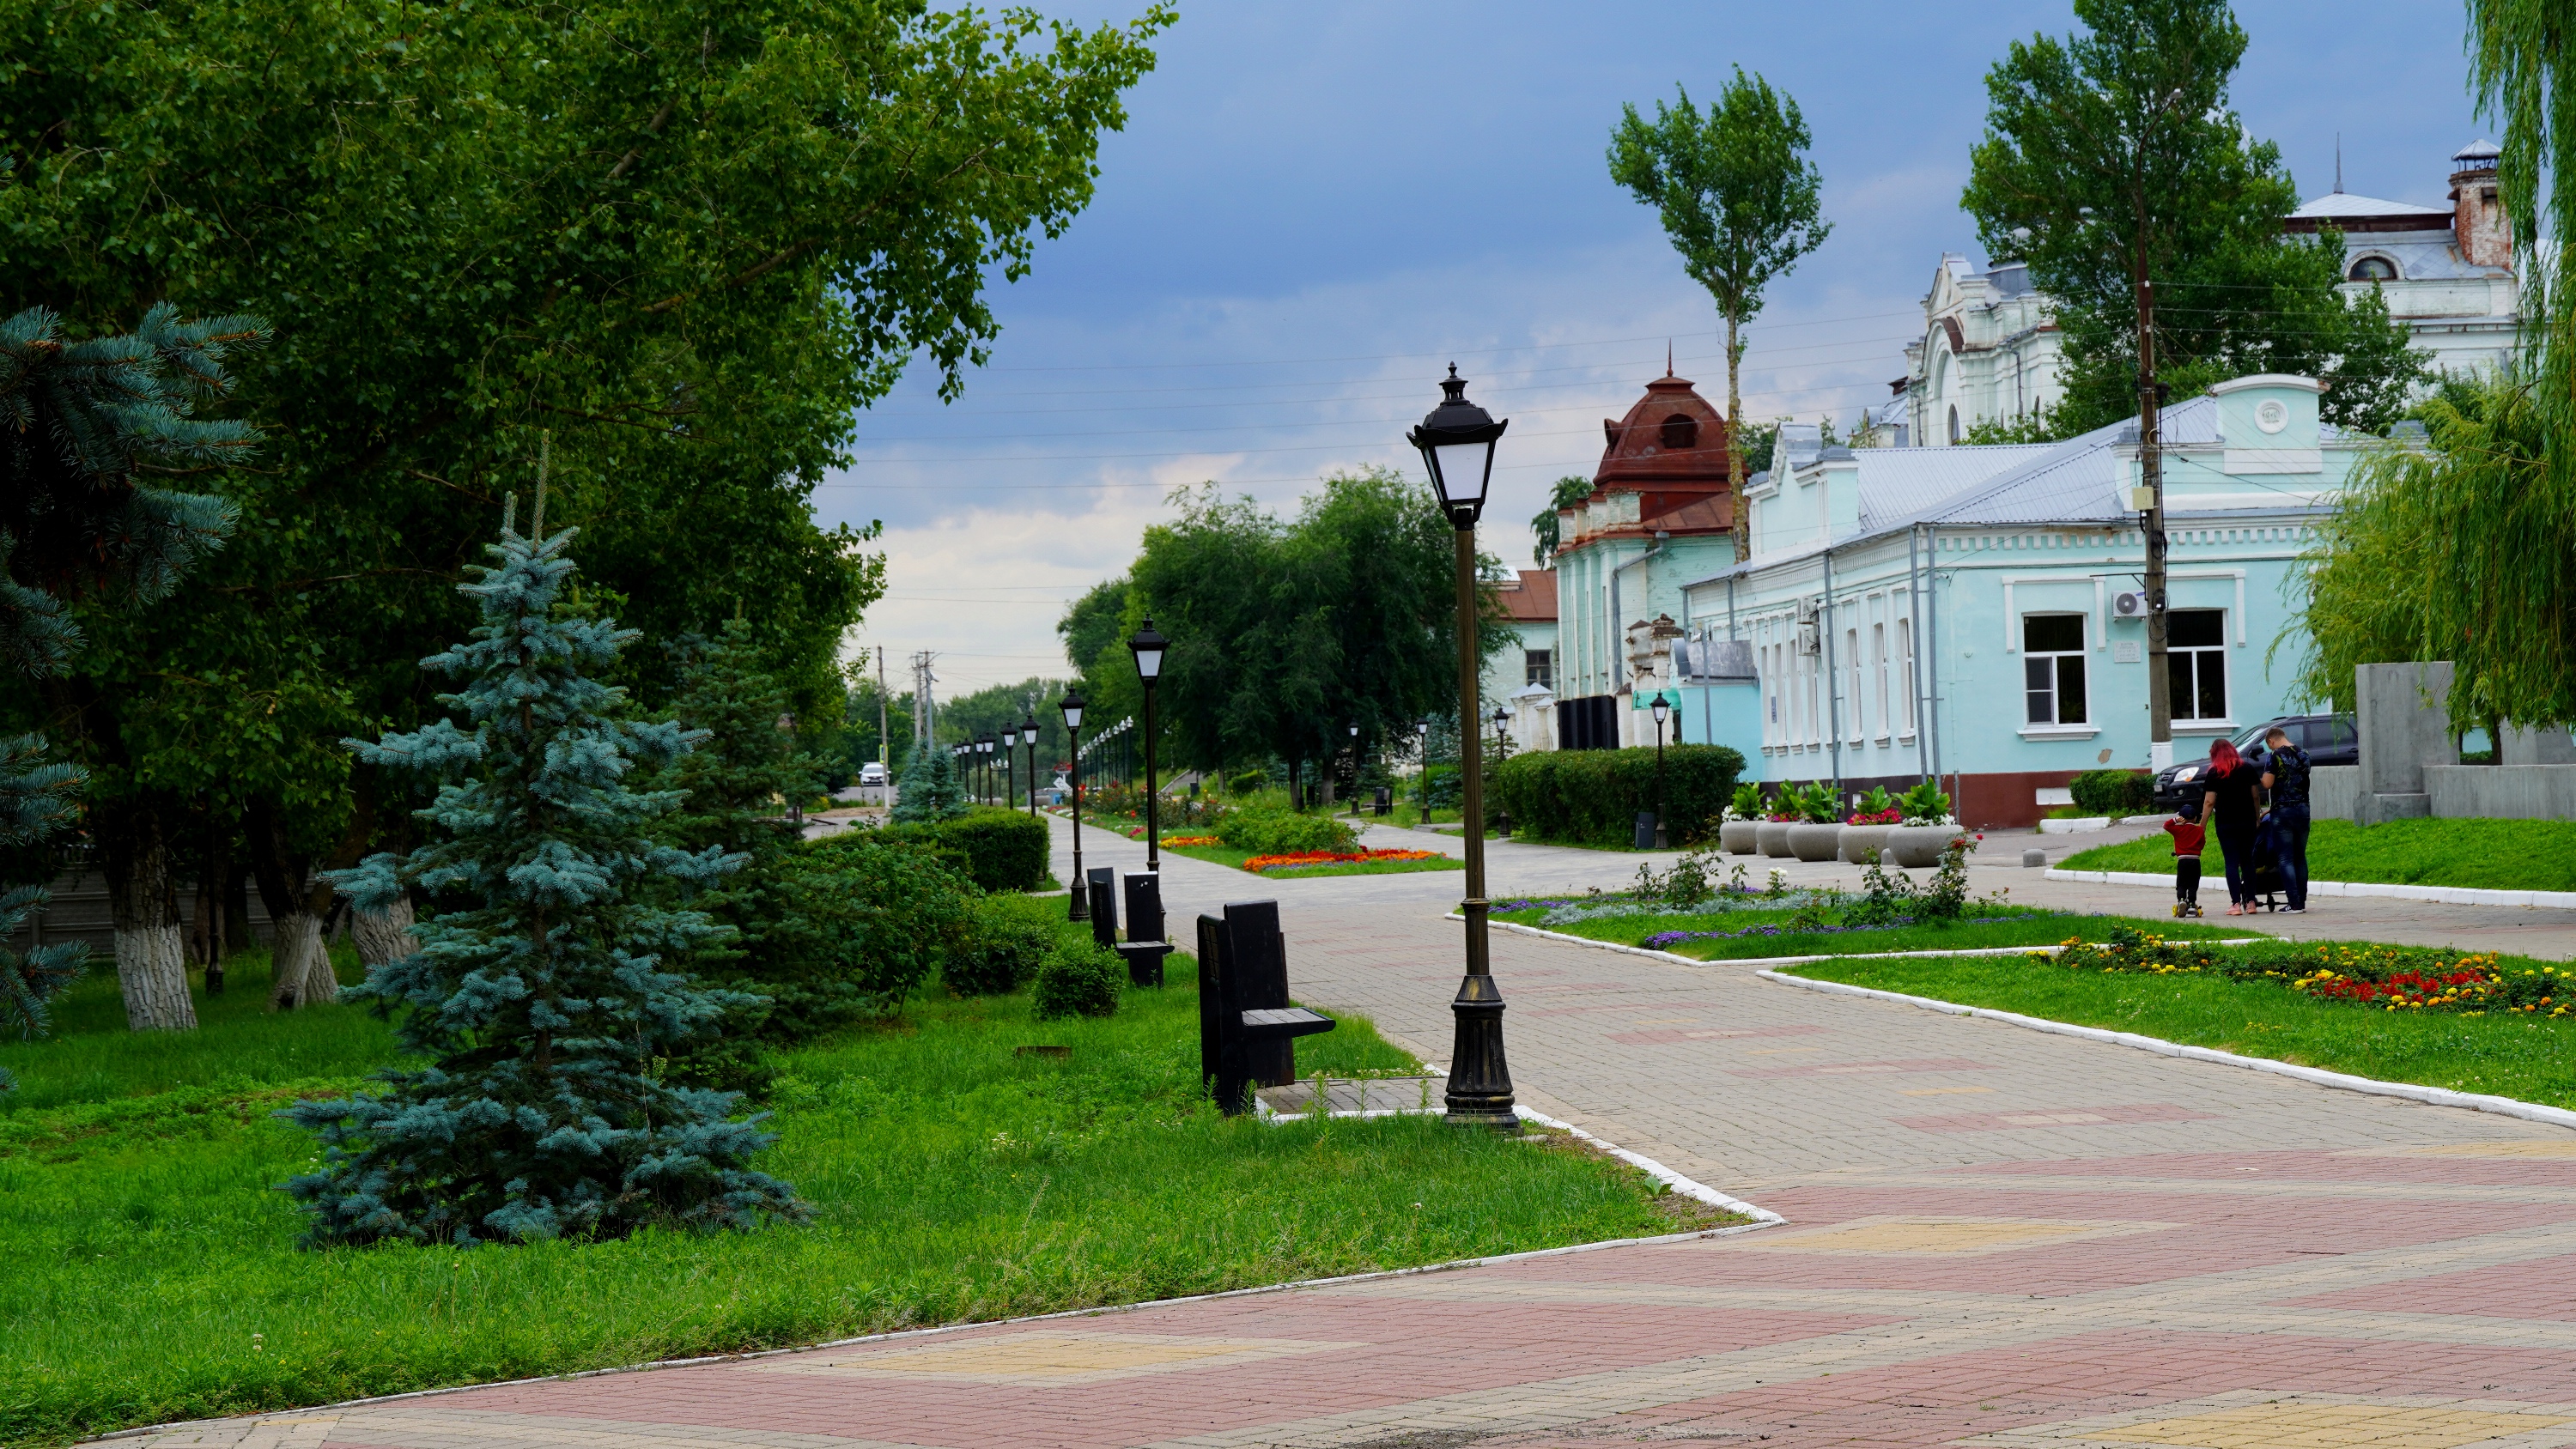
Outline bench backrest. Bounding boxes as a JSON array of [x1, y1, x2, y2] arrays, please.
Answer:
[[1222, 899, 1295, 1086], [1122, 871, 1164, 944], [1087, 867, 1118, 948], [1195, 912, 1226, 1087]]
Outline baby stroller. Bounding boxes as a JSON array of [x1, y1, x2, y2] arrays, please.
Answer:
[[2240, 810, 2290, 912]]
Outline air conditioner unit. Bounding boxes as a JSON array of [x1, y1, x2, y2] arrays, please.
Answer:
[[2111, 591, 2148, 620]]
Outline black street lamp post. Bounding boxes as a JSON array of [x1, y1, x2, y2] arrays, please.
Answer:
[[1060, 691, 1088, 921], [1409, 365, 1516, 1130], [1000, 725, 1018, 810], [1650, 694, 1671, 849], [1128, 621, 1168, 874], [1022, 715, 1041, 815]]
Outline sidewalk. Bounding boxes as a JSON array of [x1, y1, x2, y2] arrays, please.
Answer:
[[129, 815, 2576, 1447]]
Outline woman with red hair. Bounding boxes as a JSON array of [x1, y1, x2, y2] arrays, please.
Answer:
[[2201, 739, 2263, 914]]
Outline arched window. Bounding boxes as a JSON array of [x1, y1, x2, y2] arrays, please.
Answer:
[[1947, 405, 1961, 444], [2348, 256, 2398, 282], [1660, 413, 1698, 451]]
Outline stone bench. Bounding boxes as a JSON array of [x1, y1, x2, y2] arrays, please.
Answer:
[[1194, 899, 1335, 1114]]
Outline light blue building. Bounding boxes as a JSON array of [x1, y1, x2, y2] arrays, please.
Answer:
[[1669, 374, 2382, 827]]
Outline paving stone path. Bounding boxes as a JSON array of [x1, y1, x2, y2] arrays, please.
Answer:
[[128, 816, 2576, 1448]]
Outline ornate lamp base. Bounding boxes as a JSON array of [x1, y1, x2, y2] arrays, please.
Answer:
[[1443, 972, 1516, 1128]]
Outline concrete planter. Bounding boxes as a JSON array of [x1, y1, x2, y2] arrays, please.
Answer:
[[1838, 823, 1894, 864], [1720, 820, 1762, 855], [1884, 824, 1957, 869], [1757, 821, 1798, 858], [1787, 822, 1844, 862]]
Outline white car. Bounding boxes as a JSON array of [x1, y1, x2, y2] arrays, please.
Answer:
[[857, 762, 889, 786]]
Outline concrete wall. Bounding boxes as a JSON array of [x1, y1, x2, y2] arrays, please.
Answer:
[[2312, 765, 2359, 822], [2427, 764, 2576, 821]]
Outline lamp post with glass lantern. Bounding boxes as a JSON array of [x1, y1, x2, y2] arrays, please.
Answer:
[[1000, 726, 1018, 809], [1408, 365, 1515, 1129], [1649, 694, 1671, 849], [1060, 691, 1088, 920], [1022, 715, 1042, 815], [982, 734, 997, 805], [1128, 621, 1168, 874]]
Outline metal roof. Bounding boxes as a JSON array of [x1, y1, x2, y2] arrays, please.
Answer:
[[2287, 191, 2451, 223]]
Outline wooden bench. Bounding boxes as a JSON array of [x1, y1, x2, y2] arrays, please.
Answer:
[[1086, 866, 1170, 985], [1194, 899, 1334, 1114]]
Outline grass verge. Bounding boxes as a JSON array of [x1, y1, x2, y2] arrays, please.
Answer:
[[1492, 900, 2258, 963], [2059, 816, 2576, 892], [1780, 944, 2576, 1110], [2, 943, 1707, 1446]]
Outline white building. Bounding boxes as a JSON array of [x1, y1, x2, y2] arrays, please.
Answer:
[[1896, 141, 2520, 446]]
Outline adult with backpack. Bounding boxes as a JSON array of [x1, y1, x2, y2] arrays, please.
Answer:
[[2261, 723, 2313, 914]]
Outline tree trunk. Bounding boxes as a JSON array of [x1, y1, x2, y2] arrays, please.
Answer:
[[352, 893, 419, 971], [1726, 312, 1748, 565], [99, 803, 199, 1032], [267, 910, 330, 1008]]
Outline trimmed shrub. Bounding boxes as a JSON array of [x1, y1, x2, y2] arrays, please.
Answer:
[[2069, 768, 2155, 816], [1031, 939, 1122, 1020], [1216, 806, 1358, 855], [946, 902, 1054, 996], [1487, 744, 1747, 847], [759, 834, 977, 1035], [882, 807, 1050, 893]]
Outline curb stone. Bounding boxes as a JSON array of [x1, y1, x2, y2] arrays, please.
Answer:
[[2045, 865, 2576, 911], [1757, 967, 2576, 1134]]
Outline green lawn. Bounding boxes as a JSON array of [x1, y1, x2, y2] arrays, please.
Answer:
[[1492, 900, 2258, 962], [2, 934, 1707, 1446], [1783, 945, 2576, 1111], [1157, 841, 1464, 877], [2059, 816, 2576, 892]]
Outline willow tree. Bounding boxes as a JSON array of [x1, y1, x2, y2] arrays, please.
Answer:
[[1609, 71, 1830, 564]]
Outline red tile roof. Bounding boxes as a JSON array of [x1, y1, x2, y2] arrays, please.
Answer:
[[1496, 568, 1558, 621]]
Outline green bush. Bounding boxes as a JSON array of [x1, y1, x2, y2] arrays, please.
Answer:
[[758, 834, 977, 1035], [945, 900, 1055, 996], [882, 807, 1050, 892], [2069, 768, 2155, 816], [1031, 939, 1122, 1019], [1487, 743, 1746, 846], [1216, 806, 1358, 855]]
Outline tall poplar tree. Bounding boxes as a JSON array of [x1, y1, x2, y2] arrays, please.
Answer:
[[289, 519, 798, 1245], [1609, 71, 1831, 564]]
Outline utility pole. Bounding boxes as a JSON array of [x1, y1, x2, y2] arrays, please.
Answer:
[[2138, 276, 2172, 771], [877, 652, 890, 767]]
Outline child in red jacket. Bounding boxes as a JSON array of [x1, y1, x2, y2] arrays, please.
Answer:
[[2165, 801, 2206, 918]]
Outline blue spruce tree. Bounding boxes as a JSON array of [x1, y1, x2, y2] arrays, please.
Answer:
[[890, 740, 966, 823], [284, 512, 802, 1245]]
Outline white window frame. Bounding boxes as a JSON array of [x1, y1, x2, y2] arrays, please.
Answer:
[[2021, 611, 2090, 728], [2167, 607, 2230, 724], [1871, 621, 1890, 743], [1897, 615, 1917, 738], [1845, 626, 1863, 743]]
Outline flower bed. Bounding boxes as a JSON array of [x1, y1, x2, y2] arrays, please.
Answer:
[[1163, 835, 1222, 847], [2053, 929, 2575, 1019], [1244, 848, 1440, 873]]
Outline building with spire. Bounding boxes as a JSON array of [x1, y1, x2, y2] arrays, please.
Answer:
[[1542, 367, 1735, 751]]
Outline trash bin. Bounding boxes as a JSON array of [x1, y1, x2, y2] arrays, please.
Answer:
[[1634, 811, 1658, 850]]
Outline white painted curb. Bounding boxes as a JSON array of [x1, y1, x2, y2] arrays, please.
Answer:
[[1467, 913, 2261, 971], [1758, 968, 2576, 1134], [2045, 866, 2576, 911]]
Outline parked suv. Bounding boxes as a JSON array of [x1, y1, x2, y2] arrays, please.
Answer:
[[857, 761, 890, 787], [2151, 712, 2357, 812]]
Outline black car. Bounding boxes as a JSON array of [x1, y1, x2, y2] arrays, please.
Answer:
[[2152, 712, 2357, 812]]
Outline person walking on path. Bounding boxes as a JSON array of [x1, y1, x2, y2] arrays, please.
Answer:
[[2262, 723, 2313, 914], [2201, 739, 2263, 915], [2163, 798, 2206, 917]]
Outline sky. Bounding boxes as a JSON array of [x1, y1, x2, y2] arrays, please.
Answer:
[[827, 1, 2492, 701]]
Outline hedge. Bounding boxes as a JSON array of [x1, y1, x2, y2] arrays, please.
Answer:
[[2069, 768, 2156, 817], [1488, 743, 1746, 847], [1216, 807, 1358, 855], [882, 807, 1051, 892]]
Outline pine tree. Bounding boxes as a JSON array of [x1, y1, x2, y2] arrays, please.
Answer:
[[890, 740, 966, 822], [663, 615, 822, 865], [285, 518, 801, 1245], [0, 734, 87, 1091]]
